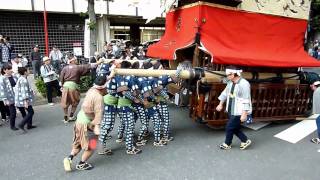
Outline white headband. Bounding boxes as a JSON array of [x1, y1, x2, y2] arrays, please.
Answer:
[[93, 83, 107, 90], [226, 69, 242, 76], [313, 81, 320, 86]]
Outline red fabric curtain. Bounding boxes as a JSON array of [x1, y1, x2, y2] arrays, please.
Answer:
[[146, 6, 199, 60], [147, 4, 320, 67], [201, 5, 320, 67]]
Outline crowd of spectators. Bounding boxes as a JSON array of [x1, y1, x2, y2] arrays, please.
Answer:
[[309, 39, 320, 60], [97, 40, 151, 61]]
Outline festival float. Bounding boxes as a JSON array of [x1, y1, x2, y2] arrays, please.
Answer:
[[108, 0, 320, 127]]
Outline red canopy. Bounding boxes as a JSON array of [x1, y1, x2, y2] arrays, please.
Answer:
[[147, 3, 320, 67]]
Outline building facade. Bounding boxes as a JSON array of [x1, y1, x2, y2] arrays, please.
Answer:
[[0, 0, 165, 58]]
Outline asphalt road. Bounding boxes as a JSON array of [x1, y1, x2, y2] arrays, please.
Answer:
[[0, 103, 319, 180]]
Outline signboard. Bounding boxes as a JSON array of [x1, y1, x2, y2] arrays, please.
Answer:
[[73, 42, 81, 47], [73, 47, 83, 56]]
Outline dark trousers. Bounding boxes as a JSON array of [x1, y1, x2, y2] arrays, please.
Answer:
[[0, 101, 9, 120], [46, 80, 61, 103], [315, 115, 320, 138], [225, 115, 248, 145], [18, 106, 34, 128], [91, 69, 96, 84], [32, 60, 41, 78], [8, 104, 17, 129]]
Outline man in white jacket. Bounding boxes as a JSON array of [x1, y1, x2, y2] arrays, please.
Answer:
[[49, 45, 63, 74], [310, 81, 320, 144], [40, 56, 61, 105], [216, 66, 252, 150]]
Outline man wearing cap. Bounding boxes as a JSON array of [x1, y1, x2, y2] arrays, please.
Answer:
[[60, 55, 103, 123], [30, 45, 42, 79], [310, 81, 320, 144], [216, 66, 252, 150], [63, 74, 110, 171], [40, 56, 61, 105]]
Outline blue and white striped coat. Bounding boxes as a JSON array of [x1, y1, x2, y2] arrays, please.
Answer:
[[0, 75, 17, 105]]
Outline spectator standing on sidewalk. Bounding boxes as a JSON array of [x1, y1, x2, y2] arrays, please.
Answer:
[[15, 67, 37, 132], [0, 36, 13, 64], [11, 54, 23, 77], [49, 45, 63, 74], [4, 36, 14, 60], [104, 43, 113, 59], [310, 81, 320, 144], [112, 42, 121, 58], [89, 52, 100, 83], [40, 56, 61, 105], [216, 66, 252, 150], [60, 56, 103, 123], [30, 45, 42, 79]]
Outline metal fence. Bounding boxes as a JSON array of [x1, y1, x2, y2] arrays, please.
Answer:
[[0, 11, 85, 63]]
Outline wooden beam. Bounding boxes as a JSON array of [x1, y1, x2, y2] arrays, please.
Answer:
[[110, 68, 299, 83]]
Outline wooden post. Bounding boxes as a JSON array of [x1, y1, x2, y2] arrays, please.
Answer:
[[110, 68, 300, 83], [43, 0, 49, 56], [192, 44, 200, 67]]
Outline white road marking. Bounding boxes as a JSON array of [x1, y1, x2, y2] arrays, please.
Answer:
[[274, 116, 318, 144]]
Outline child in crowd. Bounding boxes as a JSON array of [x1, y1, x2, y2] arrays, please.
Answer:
[[15, 67, 36, 132]]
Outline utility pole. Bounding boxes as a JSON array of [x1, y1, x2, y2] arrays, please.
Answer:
[[43, 0, 49, 56], [88, 0, 97, 56]]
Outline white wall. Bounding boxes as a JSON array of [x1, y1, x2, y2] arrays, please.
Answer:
[[74, 0, 112, 14], [74, 0, 88, 13], [0, 0, 32, 10], [0, 0, 162, 17], [33, 0, 73, 12], [109, 1, 136, 16]]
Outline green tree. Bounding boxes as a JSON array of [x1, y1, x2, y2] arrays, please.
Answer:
[[310, 0, 320, 31]]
